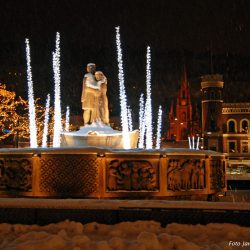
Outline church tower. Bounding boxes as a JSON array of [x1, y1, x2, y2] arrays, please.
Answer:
[[168, 67, 193, 141], [201, 74, 224, 151]]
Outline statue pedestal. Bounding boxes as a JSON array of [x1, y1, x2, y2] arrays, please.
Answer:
[[61, 122, 139, 149]]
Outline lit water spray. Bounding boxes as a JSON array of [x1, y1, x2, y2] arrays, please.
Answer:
[[115, 26, 130, 149], [196, 137, 200, 150], [65, 106, 70, 132], [52, 32, 62, 147], [42, 94, 50, 148], [145, 46, 153, 149], [25, 38, 38, 148], [188, 136, 192, 149], [188, 136, 200, 150], [155, 105, 162, 149], [138, 93, 146, 148], [127, 106, 133, 132]]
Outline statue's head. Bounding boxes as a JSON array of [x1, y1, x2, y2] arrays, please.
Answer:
[[95, 71, 104, 81], [86, 63, 96, 74]]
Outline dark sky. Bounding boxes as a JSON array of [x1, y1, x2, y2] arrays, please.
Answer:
[[0, 0, 250, 117], [1, 0, 250, 53]]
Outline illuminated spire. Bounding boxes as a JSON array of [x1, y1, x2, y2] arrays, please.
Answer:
[[138, 93, 145, 148], [145, 46, 153, 149], [115, 26, 130, 149], [25, 38, 38, 148], [65, 106, 70, 132], [42, 94, 50, 148], [52, 32, 62, 147], [155, 105, 162, 149], [127, 106, 133, 132]]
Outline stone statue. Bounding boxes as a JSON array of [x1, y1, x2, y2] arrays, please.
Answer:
[[62, 63, 139, 148], [81, 63, 109, 125], [95, 71, 109, 124]]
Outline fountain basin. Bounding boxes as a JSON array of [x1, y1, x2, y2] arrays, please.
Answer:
[[0, 147, 227, 200], [61, 124, 139, 149]]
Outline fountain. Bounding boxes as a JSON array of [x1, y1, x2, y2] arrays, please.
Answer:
[[60, 61, 139, 148], [0, 29, 227, 200], [61, 27, 139, 149]]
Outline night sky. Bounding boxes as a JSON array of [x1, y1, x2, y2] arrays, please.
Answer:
[[1, 0, 250, 120]]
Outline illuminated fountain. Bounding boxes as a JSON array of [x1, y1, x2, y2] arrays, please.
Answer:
[[25, 39, 38, 148], [52, 32, 62, 148], [145, 46, 153, 149], [61, 26, 139, 149], [0, 29, 227, 200], [41, 94, 50, 148], [65, 106, 70, 132], [155, 105, 162, 149], [138, 93, 146, 148]]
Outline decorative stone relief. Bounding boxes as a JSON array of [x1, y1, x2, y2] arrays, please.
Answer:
[[107, 160, 158, 191], [39, 156, 98, 195], [210, 160, 226, 190], [167, 159, 205, 191], [0, 158, 32, 191]]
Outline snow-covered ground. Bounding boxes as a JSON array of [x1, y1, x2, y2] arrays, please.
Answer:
[[0, 220, 249, 250]]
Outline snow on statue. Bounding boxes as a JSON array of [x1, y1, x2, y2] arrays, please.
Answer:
[[81, 63, 109, 125]]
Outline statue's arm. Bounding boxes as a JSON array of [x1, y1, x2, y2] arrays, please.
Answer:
[[85, 76, 100, 89], [86, 81, 100, 89]]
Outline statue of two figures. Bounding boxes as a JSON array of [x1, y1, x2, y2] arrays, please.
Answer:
[[81, 63, 109, 125], [61, 62, 138, 148]]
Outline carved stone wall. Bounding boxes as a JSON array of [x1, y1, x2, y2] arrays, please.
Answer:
[[210, 159, 226, 190], [0, 158, 32, 192], [167, 159, 205, 191], [106, 160, 159, 191], [39, 156, 98, 195], [0, 149, 227, 198]]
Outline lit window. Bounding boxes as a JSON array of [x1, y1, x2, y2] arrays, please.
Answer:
[[241, 120, 249, 133], [241, 141, 248, 153]]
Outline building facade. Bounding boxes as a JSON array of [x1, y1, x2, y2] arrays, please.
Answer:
[[201, 74, 250, 171]]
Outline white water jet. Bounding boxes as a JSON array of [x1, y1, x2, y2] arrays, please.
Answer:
[[188, 136, 192, 149], [127, 106, 133, 132], [52, 32, 62, 147], [145, 46, 153, 149], [65, 106, 70, 132], [155, 105, 162, 149], [196, 136, 200, 150], [138, 93, 146, 148], [25, 38, 38, 148], [188, 136, 200, 150], [42, 94, 50, 148], [115, 26, 130, 149]]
